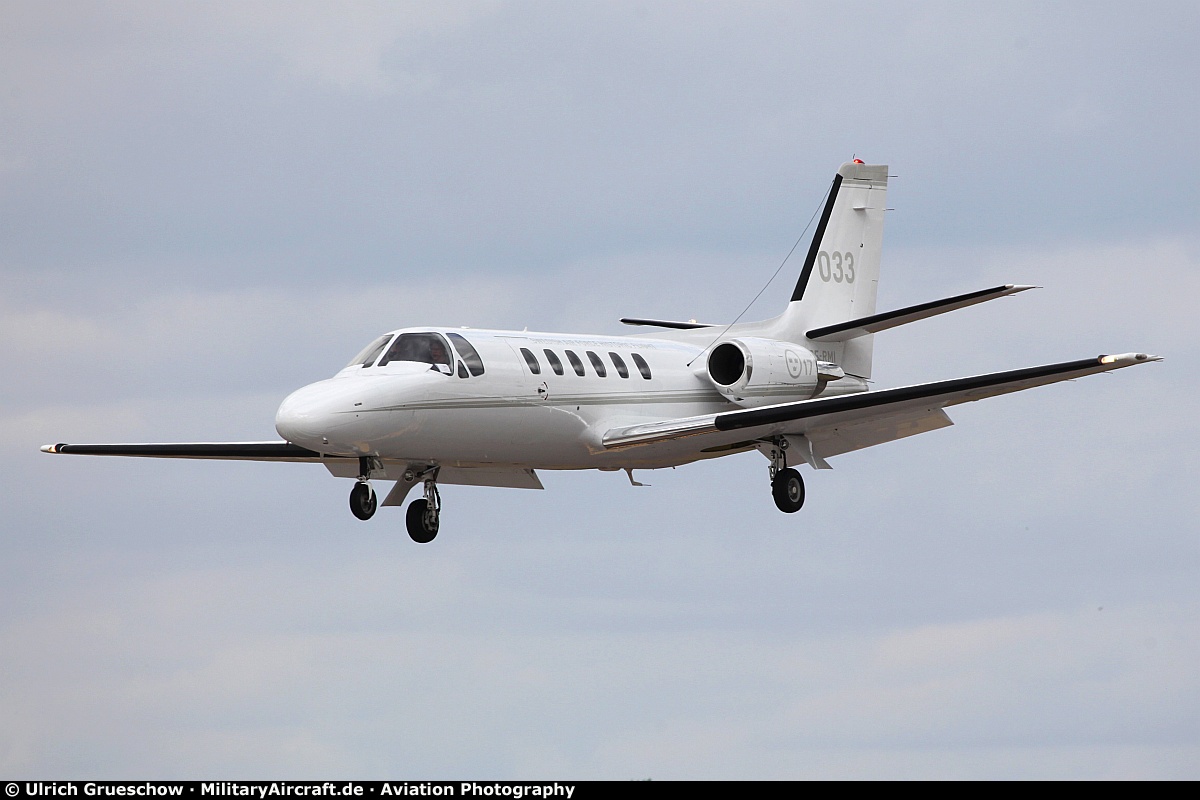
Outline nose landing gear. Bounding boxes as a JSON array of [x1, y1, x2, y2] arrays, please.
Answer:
[[406, 478, 441, 543], [349, 481, 378, 520], [349, 455, 382, 521]]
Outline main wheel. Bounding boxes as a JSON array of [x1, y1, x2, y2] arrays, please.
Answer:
[[406, 498, 440, 543], [349, 482, 377, 520], [771, 468, 805, 513]]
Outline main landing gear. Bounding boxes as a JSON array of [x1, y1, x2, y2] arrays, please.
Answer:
[[767, 436, 805, 514], [405, 478, 441, 544], [347, 458, 442, 544]]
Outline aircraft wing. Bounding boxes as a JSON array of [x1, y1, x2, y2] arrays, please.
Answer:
[[41, 441, 330, 462], [602, 353, 1161, 458]]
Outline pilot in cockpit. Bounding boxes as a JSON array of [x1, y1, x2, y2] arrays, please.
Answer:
[[377, 332, 454, 373], [429, 338, 448, 368]]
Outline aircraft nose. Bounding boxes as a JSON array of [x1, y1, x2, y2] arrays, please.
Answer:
[[275, 381, 346, 448]]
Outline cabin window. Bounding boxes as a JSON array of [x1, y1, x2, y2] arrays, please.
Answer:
[[447, 333, 486, 376], [543, 349, 564, 376], [520, 347, 542, 375], [631, 352, 652, 379], [565, 349, 585, 376], [586, 350, 607, 377], [347, 334, 392, 368], [609, 352, 629, 378], [378, 333, 453, 372]]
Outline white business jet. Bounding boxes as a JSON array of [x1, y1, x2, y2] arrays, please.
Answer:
[[42, 161, 1160, 542]]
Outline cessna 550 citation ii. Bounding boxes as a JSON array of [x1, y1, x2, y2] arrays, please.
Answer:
[[42, 161, 1160, 542]]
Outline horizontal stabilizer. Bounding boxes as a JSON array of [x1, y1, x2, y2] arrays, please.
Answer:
[[806, 284, 1036, 342], [620, 317, 714, 330]]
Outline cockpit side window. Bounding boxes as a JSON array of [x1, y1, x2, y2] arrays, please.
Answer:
[[447, 333, 486, 376], [347, 335, 392, 368], [378, 333, 453, 369]]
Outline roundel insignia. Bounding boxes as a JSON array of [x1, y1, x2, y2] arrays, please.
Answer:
[[785, 350, 803, 378]]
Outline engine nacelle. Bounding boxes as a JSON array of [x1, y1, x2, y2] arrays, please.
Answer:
[[705, 338, 826, 407]]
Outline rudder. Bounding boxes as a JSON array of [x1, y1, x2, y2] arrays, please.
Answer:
[[775, 161, 888, 378]]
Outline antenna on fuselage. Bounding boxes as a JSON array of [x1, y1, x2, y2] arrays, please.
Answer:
[[685, 176, 835, 368]]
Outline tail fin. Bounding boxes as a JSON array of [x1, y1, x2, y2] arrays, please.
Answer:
[[774, 161, 888, 378]]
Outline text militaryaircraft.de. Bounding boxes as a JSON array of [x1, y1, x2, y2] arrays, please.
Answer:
[[43, 161, 1160, 542]]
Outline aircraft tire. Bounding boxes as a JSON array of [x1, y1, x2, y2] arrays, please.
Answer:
[[771, 468, 805, 513], [350, 482, 377, 521], [406, 499, 439, 543]]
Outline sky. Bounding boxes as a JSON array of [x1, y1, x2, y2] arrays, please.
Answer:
[[1, 0, 1197, 779]]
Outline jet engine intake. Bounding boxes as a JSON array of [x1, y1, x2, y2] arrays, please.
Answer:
[[705, 338, 822, 407]]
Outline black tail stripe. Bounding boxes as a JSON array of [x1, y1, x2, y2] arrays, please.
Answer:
[[790, 173, 843, 303]]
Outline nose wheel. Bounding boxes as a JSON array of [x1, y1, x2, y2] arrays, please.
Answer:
[[349, 481, 377, 520], [406, 479, 441, 543]]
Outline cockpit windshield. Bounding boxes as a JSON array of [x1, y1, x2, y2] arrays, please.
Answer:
[[378, 332, 453, 369], [347, 334, 392, 368]]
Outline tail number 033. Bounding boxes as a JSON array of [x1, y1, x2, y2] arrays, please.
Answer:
[[817, 251, 855, 283]]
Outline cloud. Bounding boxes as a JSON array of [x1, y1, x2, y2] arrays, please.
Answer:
[[159, 1, 500, 95], [2, 557, 1195, 778], [0, 2, 1197, 779]]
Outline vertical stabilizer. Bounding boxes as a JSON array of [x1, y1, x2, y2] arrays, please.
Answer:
[[772, 161, 888, 378]]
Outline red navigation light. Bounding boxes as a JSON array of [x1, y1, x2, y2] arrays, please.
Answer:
[[852, 158, 865, 164]]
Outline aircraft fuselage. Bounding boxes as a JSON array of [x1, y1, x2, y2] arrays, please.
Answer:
[[273, 326, 849, 471]]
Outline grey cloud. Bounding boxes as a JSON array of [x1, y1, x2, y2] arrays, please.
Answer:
[[1, 0, 1197, 779], [2, 3, 1197, 286]]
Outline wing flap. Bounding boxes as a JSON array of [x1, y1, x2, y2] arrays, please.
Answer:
[[804, 408, 954, 459], [438, 467, 544, 489]]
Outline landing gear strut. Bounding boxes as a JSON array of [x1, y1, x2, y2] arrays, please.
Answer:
[[767, 436, 805, 513], [406, 477, 441, 543], [349, 455, 381, 521]]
